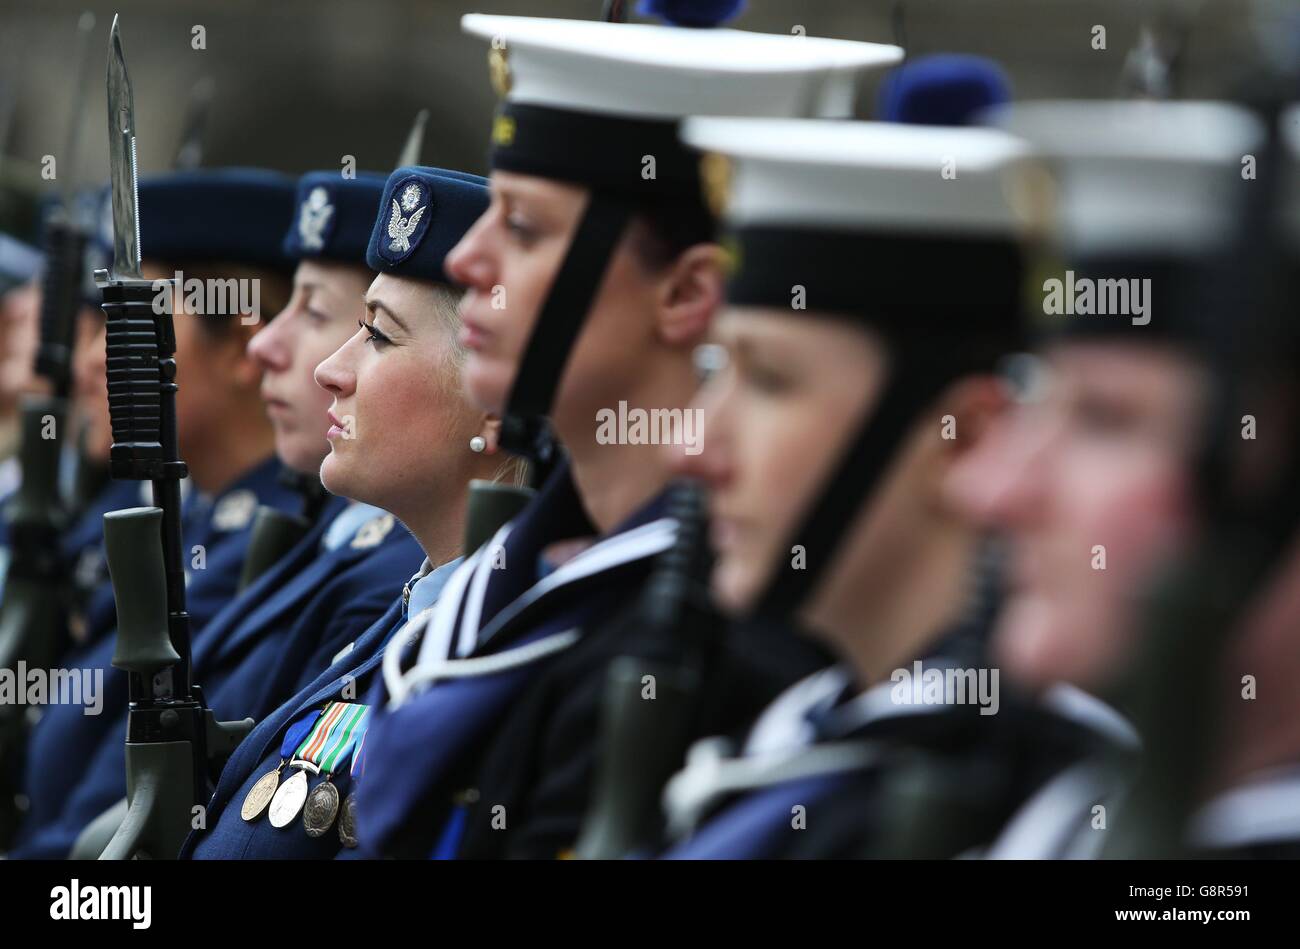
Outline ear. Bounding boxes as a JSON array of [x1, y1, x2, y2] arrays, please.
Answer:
[[477, 414, 503, 455], [919, 374, 1012, 515], [940, 374, 1012, 456], [654, 243, 726, 348]]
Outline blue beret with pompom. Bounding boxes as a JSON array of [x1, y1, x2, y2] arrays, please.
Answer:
[[878, 54, 1011, 127], [637, 0, 746, 29]]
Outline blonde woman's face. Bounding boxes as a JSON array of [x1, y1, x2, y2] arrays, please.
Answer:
[[314, 272, 482, 512]]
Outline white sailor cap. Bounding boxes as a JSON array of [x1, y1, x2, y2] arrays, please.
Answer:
[[461, 13, 902, 201], [987, 100, 1264, 258], [679, 117, 1034, 326], [462, 13, 901, 121]]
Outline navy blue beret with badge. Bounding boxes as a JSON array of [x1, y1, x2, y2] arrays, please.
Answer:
[[137, 168, 297, 273], [364, 165, 489, 283], [283, 171, 387, 264]]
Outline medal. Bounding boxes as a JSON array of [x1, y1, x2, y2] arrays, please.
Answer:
[[268, 767, 311, 828], [262, 700, 371, 838], [240, 768, 283, 822], [303, 779, 341, 837], [337, 793, 359, 849], [239, 708, 323, 823], [338, 724, 370, 848]]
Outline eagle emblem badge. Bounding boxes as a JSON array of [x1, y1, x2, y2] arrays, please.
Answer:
[[298, 186, 334, 251], [387, 182, 428, 255], [350, 512, 396, 550], [212, 489, 258, 532]]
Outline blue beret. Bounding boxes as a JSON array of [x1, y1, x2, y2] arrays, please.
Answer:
[[878, 54, 1011, 127], [137, 168, 297, 272], [283, 171, 387, 265], [0, 233, 41, 292], [365, 166, 489, 283]]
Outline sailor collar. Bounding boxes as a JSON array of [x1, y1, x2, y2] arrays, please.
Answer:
[[1189, 763, 1300, 850], [383, 465, 677, 707]]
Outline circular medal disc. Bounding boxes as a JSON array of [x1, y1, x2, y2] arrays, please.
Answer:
[[268, 769, 310, 828], [240, 769, 282, 822], [338, 793, 359, 849], [303, 780, 341, 838]]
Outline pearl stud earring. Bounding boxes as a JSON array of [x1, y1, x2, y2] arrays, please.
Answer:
[[469, 435, 487, 453]]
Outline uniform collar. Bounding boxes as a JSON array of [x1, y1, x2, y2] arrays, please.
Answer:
[[321, 501, 388, 552], [1189, 763, 1300, 850], [430, 462, 675, 662]]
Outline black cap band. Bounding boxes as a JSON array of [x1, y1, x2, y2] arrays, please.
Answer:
[[1032, 252, 1215, 346], [491, 102, 704, 204], [728, 225, 1023, 337]]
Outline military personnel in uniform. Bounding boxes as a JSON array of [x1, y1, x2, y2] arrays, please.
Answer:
[[1181, 105, 1300, 858], [10, 168, 305, 856], [182, 164, 505, 858], [627, 114, 1108, 859], [14, 169, 431, 857], [944, 100, 1266, 858], [350, 8, 903, 860]]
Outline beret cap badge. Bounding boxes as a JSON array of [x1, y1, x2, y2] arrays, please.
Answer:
[[298, 186, 335, 252], [386, 180, 430, 258]]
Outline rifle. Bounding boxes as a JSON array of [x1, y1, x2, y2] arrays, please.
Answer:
[[0, 10, 96, 850], [93, 17, 249, 860], [575, 479, 719, 858]]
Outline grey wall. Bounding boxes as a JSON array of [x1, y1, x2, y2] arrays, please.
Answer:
[[0, 0, 1262, 191]]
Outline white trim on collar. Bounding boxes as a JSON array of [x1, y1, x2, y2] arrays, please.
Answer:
[[453, 516, 678, 659], [1189, 764, 1300, 849], [982, 761, 1116, 859], [1041, 682, 1141, 750]]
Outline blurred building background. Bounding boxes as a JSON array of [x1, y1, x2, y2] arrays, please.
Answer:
[[0, 0, 1279, 197]]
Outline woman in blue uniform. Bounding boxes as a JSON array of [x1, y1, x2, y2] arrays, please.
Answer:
[[11, 169, 305, 855], [956, 101, 1287, 859], [650, 116, 1122, 859], [12, 169, 436, 858], [350, 9, 903, 859], [182, 164, 506, 859]]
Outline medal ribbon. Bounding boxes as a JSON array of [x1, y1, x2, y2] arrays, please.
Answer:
[[280, 708, 322, 758], [350, 728, 368, 780], [293, 701, 369, 774]]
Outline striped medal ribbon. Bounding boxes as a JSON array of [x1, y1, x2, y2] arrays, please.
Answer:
[[300, 701, 369, 838], [267, 701, 368, 832]]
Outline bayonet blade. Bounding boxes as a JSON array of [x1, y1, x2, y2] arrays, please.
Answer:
[[172, 76, 214, 171], [59, 11, 97, 208], [396, 108, 428, 168], [106, 14, 142, 280]]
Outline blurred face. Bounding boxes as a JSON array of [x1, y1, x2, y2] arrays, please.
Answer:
[[444, 170, 671, 430], [71, 305, 112, 463], [0, 277, 43, 405], [314, 272, 482, 513], [140, 261, 261, 460], [247, 259, 371, 473], [946, 342, 1207, 691], [674, 307, 889, 616]]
